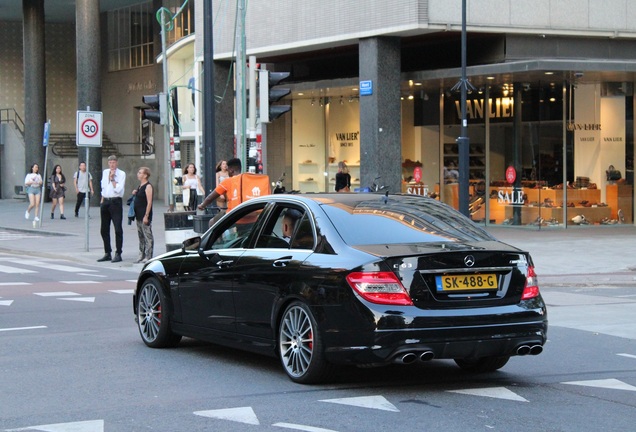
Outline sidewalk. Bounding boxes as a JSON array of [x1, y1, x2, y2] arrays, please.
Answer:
[[1, 198, 636, 286]]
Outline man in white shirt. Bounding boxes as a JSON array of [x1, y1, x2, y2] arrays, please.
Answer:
[[97, 155, 126, 263]]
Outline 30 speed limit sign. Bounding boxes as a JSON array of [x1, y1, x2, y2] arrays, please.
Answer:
[[76, 111, 103, 147]]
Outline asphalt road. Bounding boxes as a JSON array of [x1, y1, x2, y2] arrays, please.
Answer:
[[1, 252, 635, 432]]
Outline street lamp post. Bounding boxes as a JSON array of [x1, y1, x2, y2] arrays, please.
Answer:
[[450, 0, 474, 217]]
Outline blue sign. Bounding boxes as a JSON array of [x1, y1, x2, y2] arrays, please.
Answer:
[[42, 121, 50, 147], [360, 80, 373, 96]]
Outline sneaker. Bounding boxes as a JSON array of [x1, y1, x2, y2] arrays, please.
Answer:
[[60, 215, 66, 220], [25, 211, 29, 219], [34, 216, 40, 222]]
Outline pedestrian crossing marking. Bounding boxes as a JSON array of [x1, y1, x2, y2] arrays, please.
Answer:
[[5, 419, 104, 431], [6, 259, 97, 273], [617, 353, 636, 359], [447, 386, 529, 402], [0, 299, 14, 306], [109, 289, 134, 294], [194, 407, 259, 425], [60, 281, 101, 284], [272, 422, 339, 432], [0, 325, 47, 332], [319, 395, 399, 412], [34, 292, 79, 297], [0, 264, 37, 274], [562, 378, 636, 392], [0, 282, 31, 286], [59, 297, 95, 303], [78, 273, 107, 278]]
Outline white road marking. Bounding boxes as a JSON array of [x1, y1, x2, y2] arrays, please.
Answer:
[[109, 289, 134, 294], [447, 387, 529, 402], [9, 260, 97, 273], [0, 325, 47, 332], [194, 407, 260, 425], [34, 292, 79, 297], [562, 378, 636, 391], [0, 282, 31, 286], [0, 299, 14, 306], [617, 353, 636, 359], [59, 297, 95, 303], [319, 395, 399, 412], [273, 423, 340, 432], [78, 273, 107, 278], [0, 264, 37, 274], [125, 279, 137, 283], [5, 419, 104, 431], [60, 281, 101, 284]]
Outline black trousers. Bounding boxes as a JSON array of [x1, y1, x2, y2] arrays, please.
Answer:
[[74, 192, 88, 215], [187, 189, 197, 210], [100, 197, 123, 255]]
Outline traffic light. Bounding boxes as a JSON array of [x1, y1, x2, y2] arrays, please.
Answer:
[[259, 70, 291, 123], [141, 93, 167, 125]]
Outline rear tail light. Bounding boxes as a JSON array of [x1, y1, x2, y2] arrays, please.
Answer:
[[521, 266, 540, 300], [346, 272, 413, 306]]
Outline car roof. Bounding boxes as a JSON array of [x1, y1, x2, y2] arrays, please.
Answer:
[[248, 192, 428, 207]]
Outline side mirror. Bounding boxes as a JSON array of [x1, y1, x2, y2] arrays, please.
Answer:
[[182, 236, 201, 252]]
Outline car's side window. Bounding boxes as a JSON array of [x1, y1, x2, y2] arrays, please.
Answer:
[[208, 207, 264, 250], [254, 205, 307, 249], [290, 213, 315, 250]]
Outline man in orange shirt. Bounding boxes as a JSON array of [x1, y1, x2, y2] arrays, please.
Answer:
[[198, 158, 242, 212]]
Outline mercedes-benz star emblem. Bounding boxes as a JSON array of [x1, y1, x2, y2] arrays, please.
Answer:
[[464, 255, 475, 267]]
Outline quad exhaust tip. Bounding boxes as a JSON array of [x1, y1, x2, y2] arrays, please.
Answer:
[[394, 351, 436, 364], [516, 344, 543, 356]]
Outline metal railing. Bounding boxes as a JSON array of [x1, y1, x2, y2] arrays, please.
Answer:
[[49, 135, 155, 158], [0, 108, 25, 138]]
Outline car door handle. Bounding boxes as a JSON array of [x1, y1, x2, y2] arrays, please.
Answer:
[[273, 256, 293, 267], [215, 260, 234, 268]]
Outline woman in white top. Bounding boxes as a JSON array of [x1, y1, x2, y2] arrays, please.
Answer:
[[215, 160, 229, 209], [24, 163, 43, 221], [181, 163, 204, 210]]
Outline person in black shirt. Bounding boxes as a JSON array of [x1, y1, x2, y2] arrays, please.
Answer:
[[335, 161, 351, 192], [132, 167, 154, 263]]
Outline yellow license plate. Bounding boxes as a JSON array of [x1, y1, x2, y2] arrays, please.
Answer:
[[436, 274, 498, 291]]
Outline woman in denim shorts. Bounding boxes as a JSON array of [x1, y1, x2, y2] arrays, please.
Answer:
[[24, 163, 43, 222]]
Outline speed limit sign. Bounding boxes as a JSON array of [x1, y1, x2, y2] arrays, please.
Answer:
[[76, 111, 103, 147]]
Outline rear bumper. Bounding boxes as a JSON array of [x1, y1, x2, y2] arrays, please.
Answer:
[[323, 319, 548, 365]]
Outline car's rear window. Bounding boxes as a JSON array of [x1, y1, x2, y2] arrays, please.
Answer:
[[322, 196, 494, 245]]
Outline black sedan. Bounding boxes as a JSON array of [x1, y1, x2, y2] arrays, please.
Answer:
[[134, 193, 547, 384]]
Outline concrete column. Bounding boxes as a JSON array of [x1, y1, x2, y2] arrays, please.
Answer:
[[214, 61, 235, 163], [22, 0, 46, 173], [76, 0, 102, 203], [359, 37, 402, 192]]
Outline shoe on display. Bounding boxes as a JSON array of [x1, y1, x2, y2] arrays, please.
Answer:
[[111, 254, 122, 263], [25, 211, 29, 219], [97, 254, 112, 262]]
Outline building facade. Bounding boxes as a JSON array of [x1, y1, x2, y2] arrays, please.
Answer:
[[2, 0, 635, 227]]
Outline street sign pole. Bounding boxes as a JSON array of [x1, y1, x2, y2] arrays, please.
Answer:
[[77, 107, 103, 251], [37, 120, 51, 228]]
